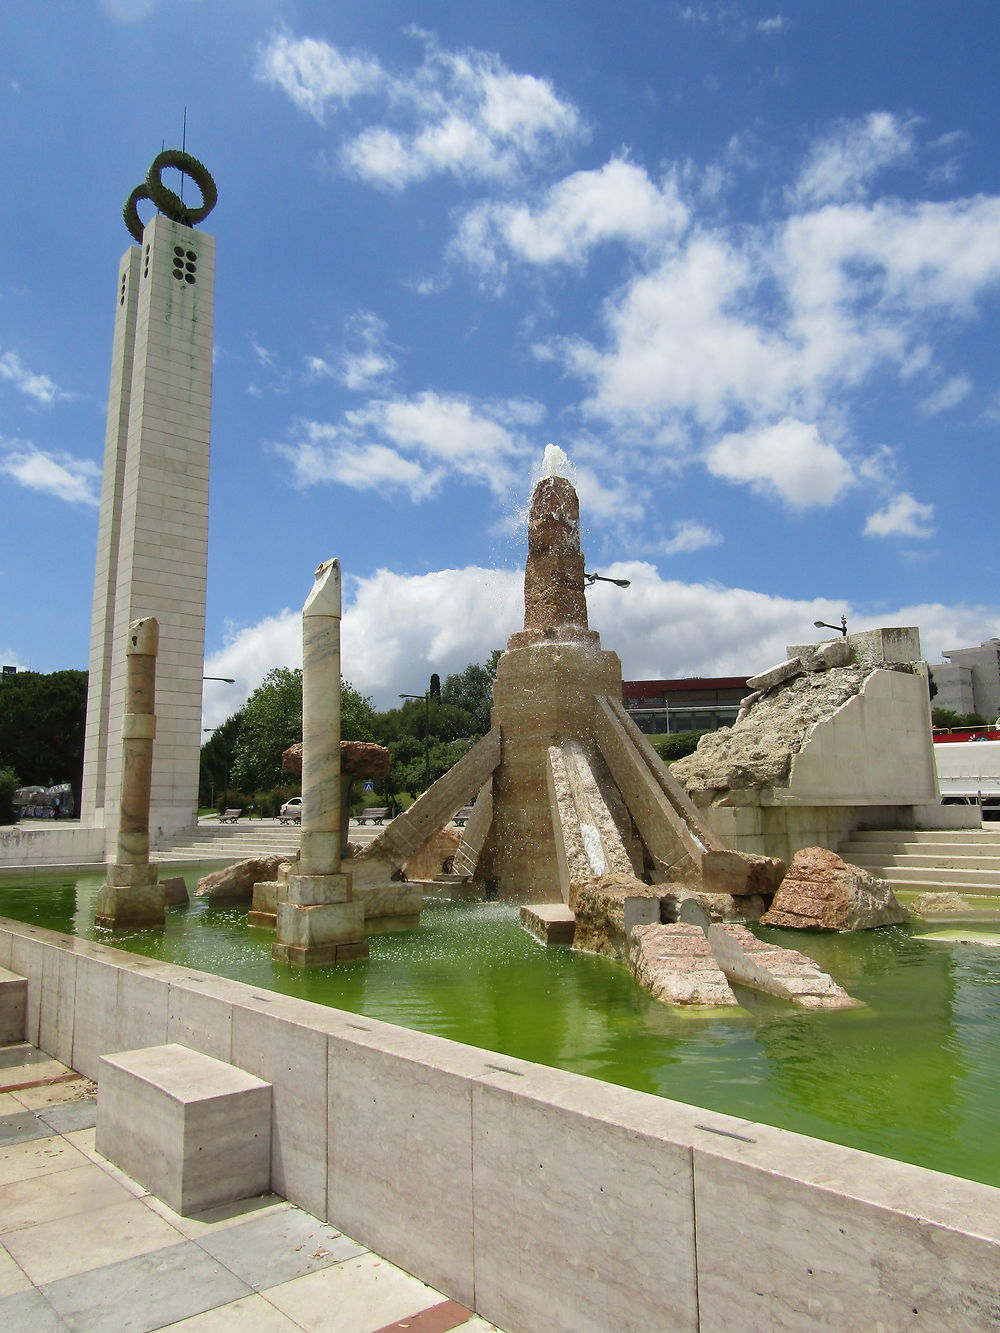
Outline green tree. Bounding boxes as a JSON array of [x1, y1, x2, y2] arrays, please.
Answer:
[[0, 766, 19, 825], [0, 669, 88, 813], [227, 667, 376, 794], [440, 659, 496, 733]]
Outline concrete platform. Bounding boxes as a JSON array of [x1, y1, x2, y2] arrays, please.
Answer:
[[520, 903, 576, 945]]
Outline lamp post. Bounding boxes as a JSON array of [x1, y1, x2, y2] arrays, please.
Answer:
[[399, 691, 431, 791], [584, 571, 631, 588], [813, 616, 848, 637], [202, 675, 235, 683]]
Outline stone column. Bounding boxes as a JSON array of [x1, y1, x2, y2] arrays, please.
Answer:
[[273, 559, 368, 966], [95, 617, 165, 928]]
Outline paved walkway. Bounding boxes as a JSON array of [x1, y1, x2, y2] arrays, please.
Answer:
[[0, 1044, 502, 1332]]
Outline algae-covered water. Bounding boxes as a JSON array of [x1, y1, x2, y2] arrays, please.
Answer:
[[2, 866, 999, 1190]]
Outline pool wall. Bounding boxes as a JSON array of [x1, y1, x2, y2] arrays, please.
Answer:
[[3, 914, 999, 1332]]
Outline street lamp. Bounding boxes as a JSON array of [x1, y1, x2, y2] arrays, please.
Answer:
[[399, 692, 431, 791], [202, 676, 235, 683], [813, 616, 848, 637], [584, 571, 631, 589]]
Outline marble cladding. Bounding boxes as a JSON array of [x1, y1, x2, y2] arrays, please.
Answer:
[[2, 916, 999, 1332]]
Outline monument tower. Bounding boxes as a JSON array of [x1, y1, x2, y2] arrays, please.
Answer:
[[81, 150, 219, 845]]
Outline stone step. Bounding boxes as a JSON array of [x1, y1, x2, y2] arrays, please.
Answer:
[[840, 838, 1000, 857], [845, 828, 1000, 843], [841, 850, 1000, 872], [849, 863, 1000, 890]]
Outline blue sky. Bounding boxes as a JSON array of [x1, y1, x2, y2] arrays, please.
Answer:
[[2, 0, 999, 724]]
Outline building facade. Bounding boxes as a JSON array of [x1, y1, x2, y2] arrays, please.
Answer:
[[930, 639, 1000, 720], [621, 677, 749, 735]]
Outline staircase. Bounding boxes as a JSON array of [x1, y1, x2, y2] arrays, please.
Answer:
[[153, 821, 301, 865], [837, 828, 1000, 894]]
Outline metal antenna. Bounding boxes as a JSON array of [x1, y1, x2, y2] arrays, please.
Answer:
[[180, 107, 187, 202]]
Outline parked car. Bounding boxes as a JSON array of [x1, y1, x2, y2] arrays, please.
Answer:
[[278, 796, 302, 823]]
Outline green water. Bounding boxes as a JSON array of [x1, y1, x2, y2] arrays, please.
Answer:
[[2, 866, 999, 1190]]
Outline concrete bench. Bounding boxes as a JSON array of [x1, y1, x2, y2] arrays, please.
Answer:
[[0, 966, 27, 1043], [357, 807, 388, 824], [453, 806, 475, 826], [218, 808, 242, 823], [97, 1043, 271, 1215]]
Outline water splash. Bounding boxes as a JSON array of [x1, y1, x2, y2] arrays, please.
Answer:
[[541, 442, 572, 479]]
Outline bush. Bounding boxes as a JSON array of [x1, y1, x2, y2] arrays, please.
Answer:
[[932, 709, 991, 730], [653, 730, 710, 763]]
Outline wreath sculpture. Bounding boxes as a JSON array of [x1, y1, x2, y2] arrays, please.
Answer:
[[123, 149, 218, 243]]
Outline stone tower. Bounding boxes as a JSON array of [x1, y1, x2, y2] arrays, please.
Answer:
[[81, 151, 218, 845]]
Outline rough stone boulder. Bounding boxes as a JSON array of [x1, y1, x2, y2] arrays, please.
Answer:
[[572, 873, 663, 963], [760, 846, 908, 931], [196, 856, 288, 900], [281, 740, 391, 777], [910, 891, 973, 915], [630, 923, 738, 1006]]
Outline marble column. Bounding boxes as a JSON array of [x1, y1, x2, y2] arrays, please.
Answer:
[[273, 559, 368, 966], [95, 617, 165, 928]]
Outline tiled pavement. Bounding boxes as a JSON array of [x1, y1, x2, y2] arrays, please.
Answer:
[[0, 1043, 503, 1333]]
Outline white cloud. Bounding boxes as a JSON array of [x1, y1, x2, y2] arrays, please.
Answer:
[[334, 312, 397, 390], [0, 350, 64, 405], [705, 419, 854, 508], [864, 492, 935, 539], [274, 391, 538, 500], [757, 16, 786, 33], [453, 159, 688, 271], [551, 188, 1000, 454], [203, 561, 999, 724], [0, 442, 99, 505], [255, 32, 383, 121], [259, 30, 582, 188], [920, 374, 972, 415], [792, 112, 917, 206], [660, 520, 723, 555]]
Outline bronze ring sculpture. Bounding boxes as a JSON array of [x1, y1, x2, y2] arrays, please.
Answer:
[[123, 149, 218, 243]]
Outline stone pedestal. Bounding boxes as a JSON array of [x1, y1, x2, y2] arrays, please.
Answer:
[[479, 638, 623, 902], [95, 862, 163, 929]]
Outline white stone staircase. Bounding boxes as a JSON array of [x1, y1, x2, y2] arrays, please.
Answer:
[[153, 821, 301, 864], [837, 827, 1000, 894]]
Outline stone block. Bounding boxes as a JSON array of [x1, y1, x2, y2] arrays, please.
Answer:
[[275, 899, 364, 950], [693, 1122, 1000, 1332], [71, 953, 125, 1081], [37, 942, 77, 1066], [231, 1004, 329, 1218], [0, 965, 27, 1043], [520, 903, 576, 945], [167, 975, 237, 1063], [97, 1043, 271, 1216], [471, 1066, 707, 1333], [161, 875, 190, 905], [747, 657, 803, 692], [327, 1024, 486, 1308]]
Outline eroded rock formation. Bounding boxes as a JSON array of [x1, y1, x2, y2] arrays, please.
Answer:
[[760, 846, 908, 931]]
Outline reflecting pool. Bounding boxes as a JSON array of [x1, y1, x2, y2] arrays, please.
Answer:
[[2, 866, 999, 1190]]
